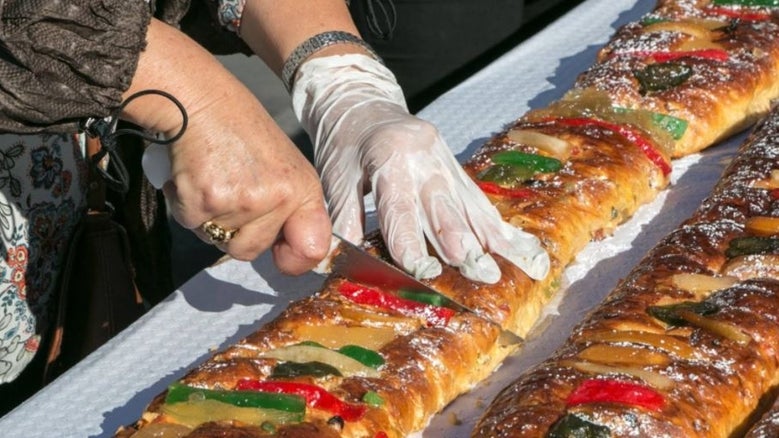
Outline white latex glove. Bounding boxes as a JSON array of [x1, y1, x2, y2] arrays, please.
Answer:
[[292, 54, 550, 283]]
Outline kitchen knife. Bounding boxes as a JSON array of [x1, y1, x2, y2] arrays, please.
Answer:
[[329, 234, 523, 344]]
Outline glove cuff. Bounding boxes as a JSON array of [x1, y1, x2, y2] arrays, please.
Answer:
[[291, 54, 406, 131]]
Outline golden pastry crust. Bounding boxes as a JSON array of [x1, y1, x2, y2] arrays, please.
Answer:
[[576, 0, 779, 157], [454, 120, 668, 336], [117, 278, 510, 438], [474, 99, 779, 438]]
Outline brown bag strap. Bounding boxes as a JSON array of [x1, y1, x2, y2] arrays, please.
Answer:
[[85, 135, 107, 212], [44, 133, 99, 381]]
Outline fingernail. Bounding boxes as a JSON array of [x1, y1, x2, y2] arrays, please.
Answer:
[[526, 251, 551, 280], [312, 237, 341, 274], [460, 251, 500, 284], [503, 246, 551, 281], [501, 224, 551, 280], [407, 256, 442, 280]]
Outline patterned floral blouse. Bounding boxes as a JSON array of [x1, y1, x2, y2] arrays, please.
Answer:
[[0, 134, 86, 383]]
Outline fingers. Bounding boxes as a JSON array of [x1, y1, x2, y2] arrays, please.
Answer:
[[174, 194, 331, 276], [367, 134, 507, 283], [375, 173, 442, 279], [375, 148, 550, 283], [458, 177, 551, 281], [490, 222, 551, 281], [272, 201, 332, 275], [415, 178, 501, 284], [322, 163, 367, 245], [315, 158, 372, 275], [175, 193, 331, 275], [161, 126, 333, 273], [292, 52, 551, 283]]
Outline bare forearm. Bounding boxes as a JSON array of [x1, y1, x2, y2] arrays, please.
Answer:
[[121, 18, 257, 137]]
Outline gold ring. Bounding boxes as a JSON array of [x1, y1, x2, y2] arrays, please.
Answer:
[[201, 221, 238, 244]]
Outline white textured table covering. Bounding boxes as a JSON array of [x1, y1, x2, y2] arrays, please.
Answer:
[[0, 0, 747, 436]]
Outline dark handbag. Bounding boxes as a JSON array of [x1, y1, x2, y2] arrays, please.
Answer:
[[42, 90, 187, 384], [43, 135, 146, 383]]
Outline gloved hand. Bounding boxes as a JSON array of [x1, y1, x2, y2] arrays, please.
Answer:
[[292, 54, 550, 283]]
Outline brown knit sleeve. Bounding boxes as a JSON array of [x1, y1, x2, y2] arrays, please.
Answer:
[[0, 0, 150, 133]]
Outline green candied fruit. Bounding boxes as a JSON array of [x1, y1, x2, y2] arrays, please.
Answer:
[[712, 0, 779, 6], [647, 300, 720, 326], [337, 345, 385, 369], [477, 164, 535, 187], [613, 106, 688, 140], [397, 288, 450, 307], [361, 390, 385, 407], [270, 361, 343, 378], [491, 150, 563, 173], [164, 382, 306, 413], [290, 341, 385, 370], [725, 236, 779, 258], [547, 414, 611, 437], [640, 16, 669, 25], [650, 112, 688, 140], [634, 63, 693, 95]]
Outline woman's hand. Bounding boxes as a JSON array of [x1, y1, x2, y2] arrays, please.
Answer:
[[121, 19, 331, 274]]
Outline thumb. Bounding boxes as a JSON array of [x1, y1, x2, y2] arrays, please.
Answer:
[[272, 200, 332, 275]]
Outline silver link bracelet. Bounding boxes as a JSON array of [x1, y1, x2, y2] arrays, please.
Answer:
[[281, 30, 382, 92]]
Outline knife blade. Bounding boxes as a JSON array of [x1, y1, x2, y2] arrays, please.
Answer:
[[329, 234, 523, 344]]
